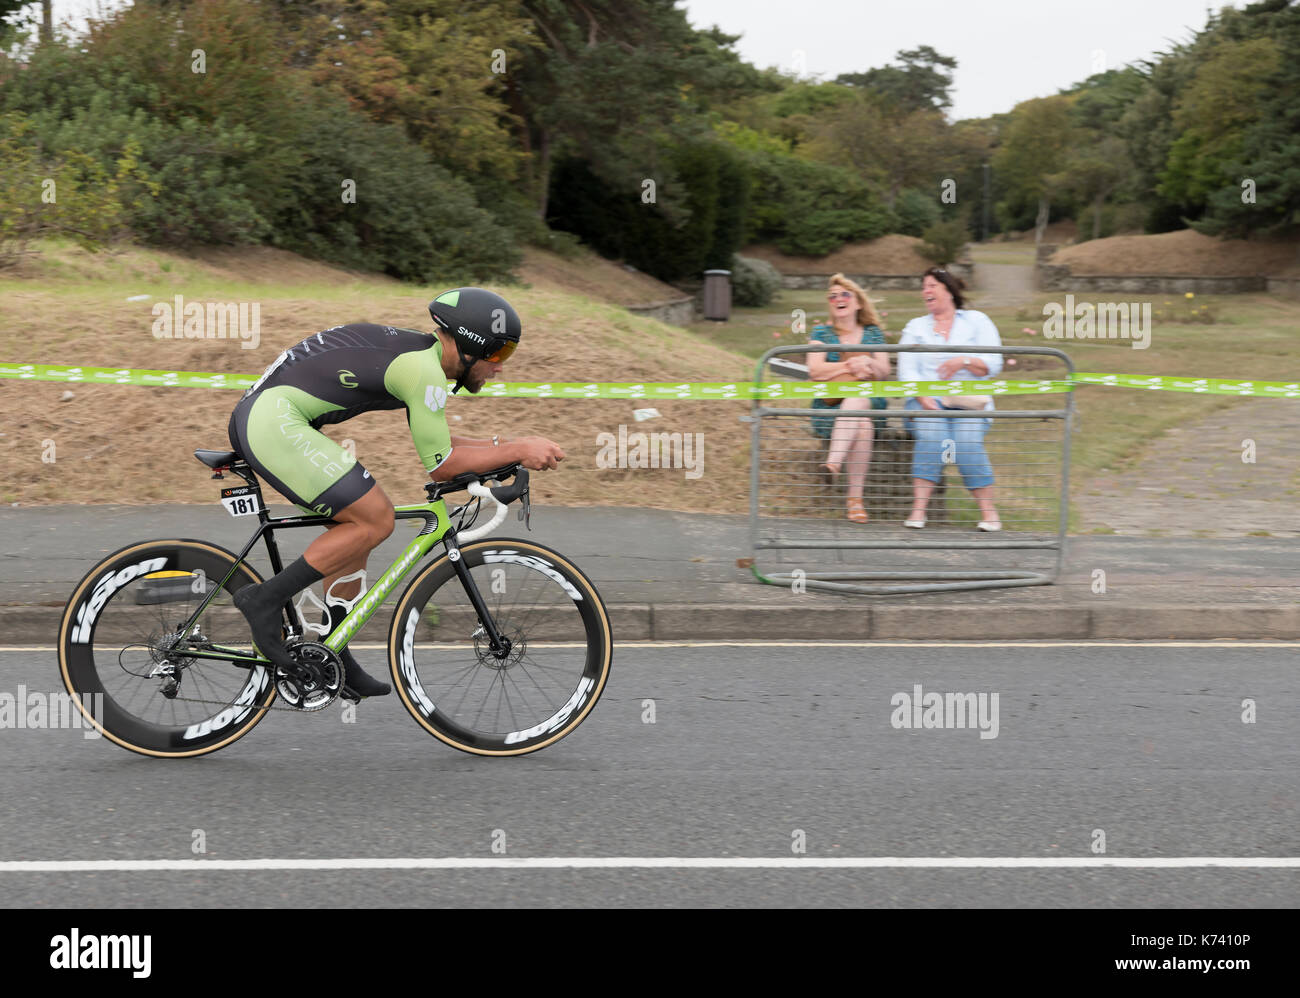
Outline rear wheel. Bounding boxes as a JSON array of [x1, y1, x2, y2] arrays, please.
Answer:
[[388, 538, 612, 756], [58, 539, 276, 758]]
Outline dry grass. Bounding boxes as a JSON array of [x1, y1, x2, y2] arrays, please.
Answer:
[[1050, 229, 1300, 276], [739, 235, 936, 275], [515, 246, 684, 305], [995, 220, 1080, 244], [0, 243, 752, 513]]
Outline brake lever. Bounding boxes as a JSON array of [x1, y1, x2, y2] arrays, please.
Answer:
[[518, 483, 531, 530]]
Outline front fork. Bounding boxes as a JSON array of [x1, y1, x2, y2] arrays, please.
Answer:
[[444, 538, 512, 658]]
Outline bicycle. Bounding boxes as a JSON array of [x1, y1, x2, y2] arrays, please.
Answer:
[[57, 449, 613, 759]]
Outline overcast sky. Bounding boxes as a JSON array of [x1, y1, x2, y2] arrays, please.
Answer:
[[49, 1, 1235, 121], [682, 0, 1238, 120]]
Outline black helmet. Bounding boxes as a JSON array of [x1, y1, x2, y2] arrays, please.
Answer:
[[428, 287, 521, 393]]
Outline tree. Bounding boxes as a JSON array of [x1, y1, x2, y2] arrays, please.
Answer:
[[1158, 36, 1280, 209], [288, 0, 536, 185], [836, 46, 957, 113], [991, 96, 1074, 244], [1060, 136, 1131, 240], [513, 0, 765, 218], [1192, 0, 1300, 235]]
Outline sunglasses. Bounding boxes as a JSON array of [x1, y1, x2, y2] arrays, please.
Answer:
[[827, 291, 854, 301], [483, 338, 517, 364]]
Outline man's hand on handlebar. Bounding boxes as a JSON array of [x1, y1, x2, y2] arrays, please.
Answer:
[[513, 435, 565, 471]]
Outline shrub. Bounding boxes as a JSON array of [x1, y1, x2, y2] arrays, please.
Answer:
[[776, 206, 893, 257], [269, 102, 520, 284], [744, 151, 890, 255], [917, 219, 969, 265], [892, 188, 941, 237], [0, 111, 146, 266], [730, 254, 782, 307]]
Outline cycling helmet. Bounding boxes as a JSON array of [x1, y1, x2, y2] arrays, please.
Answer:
[[427, 287, 522, 394]]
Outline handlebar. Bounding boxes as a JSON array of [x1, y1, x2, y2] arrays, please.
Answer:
[[424, 462, 525, 500], [425, 464, 530, 543]]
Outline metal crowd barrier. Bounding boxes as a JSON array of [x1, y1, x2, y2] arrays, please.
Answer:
[[747, 344, 1075, 594]]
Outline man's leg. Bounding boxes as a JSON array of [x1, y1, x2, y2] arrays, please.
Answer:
[[307, 486, 395, 696], [234, 484, 394, 694], [313, 516, 393, 697]]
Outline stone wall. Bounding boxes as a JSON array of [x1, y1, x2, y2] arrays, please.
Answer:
[[1038, 260, 1270, 294], [1266, 277, 1300, 299], [780, 261, 973, 291]]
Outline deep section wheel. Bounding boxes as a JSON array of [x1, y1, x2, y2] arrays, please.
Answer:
[[59, 540, 277, 758], [388, 538, 612, 755]]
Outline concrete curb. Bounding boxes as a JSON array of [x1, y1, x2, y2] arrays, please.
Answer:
[[5, 602, 1296, 646]]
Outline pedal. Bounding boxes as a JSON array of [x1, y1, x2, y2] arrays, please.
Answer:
[[339, 686, 362, 705]]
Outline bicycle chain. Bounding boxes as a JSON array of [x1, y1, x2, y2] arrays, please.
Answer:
[[164, 690, 359, 713]]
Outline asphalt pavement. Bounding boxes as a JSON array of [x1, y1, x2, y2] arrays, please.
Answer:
[[0, 644, 1295, 907]]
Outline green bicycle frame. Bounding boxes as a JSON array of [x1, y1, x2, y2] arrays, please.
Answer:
[[175, 498, 456, 668]]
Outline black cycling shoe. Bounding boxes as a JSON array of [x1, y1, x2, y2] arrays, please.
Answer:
[[233, 584, 297, 672], [342, 654, 391, 698]]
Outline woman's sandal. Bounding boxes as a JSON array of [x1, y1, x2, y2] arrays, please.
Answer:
[[847, 498, 869, 524]]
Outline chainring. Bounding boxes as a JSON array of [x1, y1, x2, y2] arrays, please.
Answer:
[[275, 641, 344, 711]]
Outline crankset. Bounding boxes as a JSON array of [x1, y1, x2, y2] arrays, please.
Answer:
[[273, 640, 344, 712]]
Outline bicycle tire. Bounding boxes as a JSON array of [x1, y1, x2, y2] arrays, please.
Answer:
[[387, 537, 612, 756], [58, 539, 277, 758]]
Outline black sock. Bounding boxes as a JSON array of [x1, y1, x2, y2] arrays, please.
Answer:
[[235, 556, 324, 670], [320, 604, 362, 670], [258, 556, 324, 609]]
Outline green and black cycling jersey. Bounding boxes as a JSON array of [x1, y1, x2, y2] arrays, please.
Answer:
[[228, 323, 452, 516]]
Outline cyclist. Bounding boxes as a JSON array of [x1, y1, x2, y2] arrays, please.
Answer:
[[228, 287, 565, 698]]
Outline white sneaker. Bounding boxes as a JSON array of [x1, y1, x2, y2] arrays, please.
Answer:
[[977, 520, 1002, 531], [904, 518, 926, 529]]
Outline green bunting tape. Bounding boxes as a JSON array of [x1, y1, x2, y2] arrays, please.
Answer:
[[2, 363, 1298, 399]]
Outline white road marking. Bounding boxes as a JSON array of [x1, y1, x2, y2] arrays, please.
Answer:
[[0, 857, 1297, 873], [7, 641, 1300, 652]]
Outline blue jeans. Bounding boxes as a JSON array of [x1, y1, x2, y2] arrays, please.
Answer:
[[903, 398, 994, 489]]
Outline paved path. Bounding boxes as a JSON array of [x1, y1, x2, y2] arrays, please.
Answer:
[[969, 243, 1038, 309], [1079, 399, 1300, 538], [2, 505, 1297, 641]]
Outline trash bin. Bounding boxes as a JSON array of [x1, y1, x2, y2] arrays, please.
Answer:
[[702, 269, 731, 321]]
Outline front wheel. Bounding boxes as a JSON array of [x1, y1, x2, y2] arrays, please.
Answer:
[[388, 538, 613, 756]]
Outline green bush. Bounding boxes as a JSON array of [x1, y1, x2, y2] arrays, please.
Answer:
[[892, 188, 941, 237], [777, 206, 893, 256], [269, 102, 520, 284], [42, 95, 270, 246], [744, 150, 891, 255], [0, 9, 516, 282], [0, 111, 146, 266], [730, 254, 782, 307], [917, 219, 969, 265]]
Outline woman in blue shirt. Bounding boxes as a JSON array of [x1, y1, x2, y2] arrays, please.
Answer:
[[897, 267, 1003, 530], [807, 274, 890, 523]]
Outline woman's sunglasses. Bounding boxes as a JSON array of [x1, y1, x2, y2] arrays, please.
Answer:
[[827, 291, 854, 301]]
